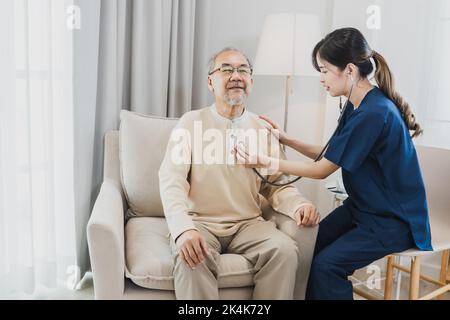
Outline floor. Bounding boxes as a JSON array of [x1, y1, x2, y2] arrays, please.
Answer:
[[4, 266, 449, 300], [3, 273, 95, 300]]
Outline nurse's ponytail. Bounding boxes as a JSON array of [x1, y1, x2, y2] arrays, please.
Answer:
[[312, 27, 423, 138], [372, 51, 423, 138]]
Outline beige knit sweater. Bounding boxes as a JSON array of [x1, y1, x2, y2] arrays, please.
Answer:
[[159, 105, 312, 241]]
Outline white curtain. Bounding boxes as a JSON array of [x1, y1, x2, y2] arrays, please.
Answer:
[[0, 0, 211, 297], [0, 0, 78, 297], [418, 0, 450, 149]]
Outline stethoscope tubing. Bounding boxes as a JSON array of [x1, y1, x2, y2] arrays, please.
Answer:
[[253, 84, 354, 187]]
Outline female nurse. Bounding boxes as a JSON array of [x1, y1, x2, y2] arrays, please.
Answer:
[[235, 27, 433, 299]]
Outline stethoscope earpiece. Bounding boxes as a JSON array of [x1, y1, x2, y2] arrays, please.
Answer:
[[347, 72, 355, 84]]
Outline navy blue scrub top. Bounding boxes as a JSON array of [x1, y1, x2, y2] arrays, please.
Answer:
[[324, 86, 432, 251]]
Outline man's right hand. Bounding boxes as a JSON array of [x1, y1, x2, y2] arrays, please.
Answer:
[[175, 229, 210, 269]]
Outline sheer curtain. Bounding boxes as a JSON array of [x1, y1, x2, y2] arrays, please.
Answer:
[[0, 0, 77, 297], [418, 0, 450, 149]]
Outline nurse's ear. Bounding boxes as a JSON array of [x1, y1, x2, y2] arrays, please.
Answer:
[[345, 63, 358, 76], [345, 64, 357, 83]]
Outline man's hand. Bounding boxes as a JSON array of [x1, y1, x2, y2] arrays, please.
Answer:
[[175, 229, 210, 269], [294, 204, 320, 227]]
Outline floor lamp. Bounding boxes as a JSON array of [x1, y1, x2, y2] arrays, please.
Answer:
[[253, 13, 321, 136]]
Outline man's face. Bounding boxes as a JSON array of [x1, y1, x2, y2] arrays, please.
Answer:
[[208, 51, 254, 106]]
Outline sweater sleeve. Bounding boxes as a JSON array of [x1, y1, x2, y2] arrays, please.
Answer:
[[259, 144, 313, 221], [158, 116, 197, 241]]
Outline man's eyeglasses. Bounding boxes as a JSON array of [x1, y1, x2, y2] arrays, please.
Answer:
[[208, 64, 253, 77]]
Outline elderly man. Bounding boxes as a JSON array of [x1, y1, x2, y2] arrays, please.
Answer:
[[158, 47, 319, 300]]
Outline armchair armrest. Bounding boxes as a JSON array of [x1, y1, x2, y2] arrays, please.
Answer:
[[87, 178, 125, 299], [262, 206, 318, 300]]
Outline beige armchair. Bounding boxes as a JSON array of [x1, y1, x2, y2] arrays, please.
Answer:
[[87, 110, 318, 300]]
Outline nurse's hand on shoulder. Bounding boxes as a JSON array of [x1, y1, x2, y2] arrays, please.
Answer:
[[259, 115, 289, 145], [295, 204, 320, 227], [176, 229, 210, 269]]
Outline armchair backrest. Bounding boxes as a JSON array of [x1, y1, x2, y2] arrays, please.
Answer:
[[119, 110, 178, 217]]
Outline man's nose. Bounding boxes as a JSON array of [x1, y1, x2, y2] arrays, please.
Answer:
[[229, 69, 243, 81]]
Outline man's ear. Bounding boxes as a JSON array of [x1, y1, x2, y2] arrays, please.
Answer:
[[207, 76, 214, 92], [245, 78, 254, 95]]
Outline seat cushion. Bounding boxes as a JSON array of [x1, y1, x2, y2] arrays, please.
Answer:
[[119, 110, 178, 217], [125, 217, 255, 290]]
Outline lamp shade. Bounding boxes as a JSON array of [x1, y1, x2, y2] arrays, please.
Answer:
[[253, 13, 321, 77]]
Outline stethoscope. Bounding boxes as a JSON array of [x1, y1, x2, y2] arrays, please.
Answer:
[[252, 83, 355, 187]]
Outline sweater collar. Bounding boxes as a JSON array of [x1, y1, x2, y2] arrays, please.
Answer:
[[210, 103, 249, 123]]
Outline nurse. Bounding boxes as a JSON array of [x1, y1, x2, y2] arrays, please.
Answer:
[[235, 27, 433, 299]]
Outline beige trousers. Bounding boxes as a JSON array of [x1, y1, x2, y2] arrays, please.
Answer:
[[169, 219, 299, 300]]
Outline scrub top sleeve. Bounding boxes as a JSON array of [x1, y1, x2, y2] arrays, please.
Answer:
[[324, 111, 385, 173]]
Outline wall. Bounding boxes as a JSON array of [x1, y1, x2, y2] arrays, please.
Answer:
[[194, 0, 335, 213]]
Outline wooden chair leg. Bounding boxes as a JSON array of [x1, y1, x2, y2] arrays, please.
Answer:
[[384, 255, 395, 300], [446, 250, 450, 283], [409, 256, 421, 300], [437, 249, 450, 300]]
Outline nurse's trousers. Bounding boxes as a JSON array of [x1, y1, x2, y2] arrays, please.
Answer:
[[306, 203, 415, 300]]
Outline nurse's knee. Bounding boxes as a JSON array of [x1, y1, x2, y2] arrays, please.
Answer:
[[310, 252, 340, 276]]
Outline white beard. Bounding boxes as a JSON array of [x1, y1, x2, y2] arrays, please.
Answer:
[[224, 92, 246, 106]]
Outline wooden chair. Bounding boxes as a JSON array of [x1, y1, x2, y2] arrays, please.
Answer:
[[383, 250, 449, 300]]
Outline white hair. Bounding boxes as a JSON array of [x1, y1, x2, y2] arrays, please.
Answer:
[[207, 47, 253, 74]]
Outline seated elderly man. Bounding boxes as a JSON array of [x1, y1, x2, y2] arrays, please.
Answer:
[[158, 47, 320, 300]]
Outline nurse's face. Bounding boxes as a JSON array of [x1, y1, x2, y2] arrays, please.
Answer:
[[317, 54, 351, 97]]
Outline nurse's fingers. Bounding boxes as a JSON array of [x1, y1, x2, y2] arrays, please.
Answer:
[[259, 116, 282, 140], [235, 148, 247, 164], [236, 143, 249, 155], [236, 145, 251, 162], [259, 115, 280, 130]]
